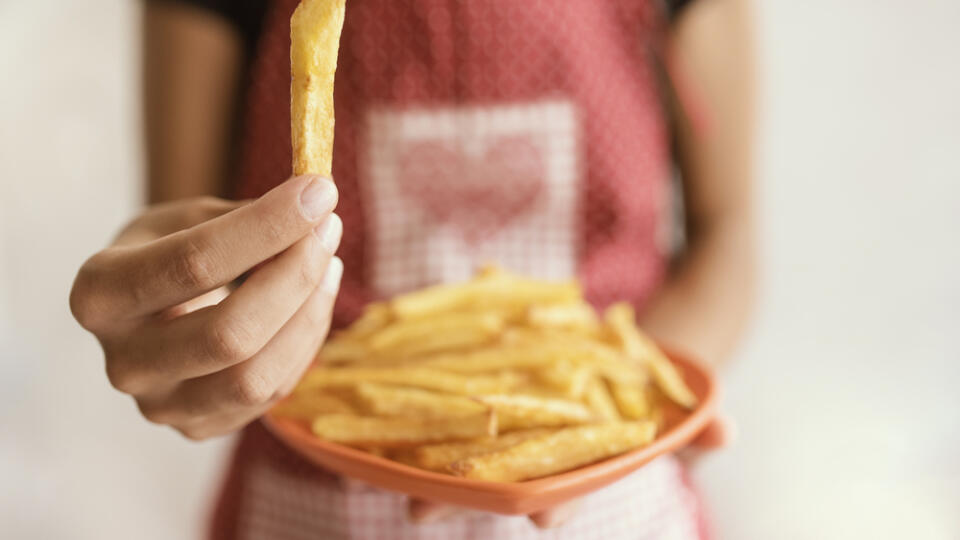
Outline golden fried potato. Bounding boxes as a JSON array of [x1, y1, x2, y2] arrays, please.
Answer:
[[413, 429, 551, 471], [298, 367, 523, 395], [607, 378, 650, 420], [605, 302, 697, 409], [354, 382, 487, 418], [290, 0, 346, 177], [368, 312, 505, 355], [270, 391, 355, 421], [311, 413, 496, 447], [448, 422, 655, 482], [533, 361, 594, 400], [390, 271, 581, 319], [584, 377, 621, 422], [275, 266, 699, 482], [475, 394, 595, 430], [526, 303, 600, 334]]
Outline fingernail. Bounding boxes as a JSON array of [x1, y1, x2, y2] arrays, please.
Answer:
[[299, 177, 337, 220], [322, 256, 344, 295], [315, 214, 343, 253]]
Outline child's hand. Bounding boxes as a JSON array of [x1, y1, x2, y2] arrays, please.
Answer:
[[70, 176, 343, 440], [405, 415, 734, 528]]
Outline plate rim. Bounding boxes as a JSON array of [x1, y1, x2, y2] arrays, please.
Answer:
[[261, 348, 717, 513]]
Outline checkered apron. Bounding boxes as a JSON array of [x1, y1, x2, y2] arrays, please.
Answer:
[[212, 1, 708, 538]]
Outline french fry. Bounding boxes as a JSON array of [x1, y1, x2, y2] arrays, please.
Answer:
[[363, 447, 388, 458], [290, 0, 346, 177], [449, 422, 656, 482], [645, 385, 667, 431], [270, 391, 355, 421], [533, 361, 593, 400], [475, 263, 506, 279], [604, 303, 697, 409], [503, 329, 643, 385], [390, 272, 581, 319], [312, 413, 497, 447], [413, 429, 551, 471], [297, 367, 523, 395], [275, 266, 702, 482], [354, 383, 487, 418], [645, 357, 698, 410], [369, 312, 505, 355], [317, 338, 369, 364], [526, 304, 600, 333], [420, 345, 559, 373], [475, 394, 595, 430], [584, 377, 621, 422], [343, 302, 392, 339], [389, 328, 501, 357], [606, 378, 649, 420]]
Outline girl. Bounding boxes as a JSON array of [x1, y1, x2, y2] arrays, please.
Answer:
[[70, 0, 753, 537]]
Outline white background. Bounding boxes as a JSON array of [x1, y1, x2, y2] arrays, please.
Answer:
[[1, 1, 957, 538]]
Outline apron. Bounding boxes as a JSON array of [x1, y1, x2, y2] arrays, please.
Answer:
[[213, 1, 708, 538]]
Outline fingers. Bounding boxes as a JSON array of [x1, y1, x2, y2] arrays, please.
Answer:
[[275, 256, 344, 397], [113, 197, 249, 246], [677, 415, 735, 466], [124, 218, 342, 390], [137, 258, 343, 433], [691, 414, 734, 449], [158, 285, 231, 321], [407, 499, 466, 524], [72, 176, 337, 329], [171, 398, 277, 442], [528, 498, 582, 529]]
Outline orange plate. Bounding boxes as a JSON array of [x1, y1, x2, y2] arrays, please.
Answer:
[[262, 349, 717, 515]]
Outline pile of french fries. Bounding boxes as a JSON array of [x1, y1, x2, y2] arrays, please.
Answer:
[[273, 267, 697, 483], [283, 3, 695, 483]]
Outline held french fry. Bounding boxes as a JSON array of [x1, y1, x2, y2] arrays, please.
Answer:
[[312, 413, 497, 447], [413, 429, 552, 471], [291, 0, 346, 177], [449, 422, 656, 482]]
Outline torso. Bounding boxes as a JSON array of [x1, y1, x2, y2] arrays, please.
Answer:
[[213, 1, 704, 538]]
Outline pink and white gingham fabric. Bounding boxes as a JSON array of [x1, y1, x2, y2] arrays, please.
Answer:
[[240, 455, 700, 540], [212, 423, 706, 540], [212, 1, 708, 538]]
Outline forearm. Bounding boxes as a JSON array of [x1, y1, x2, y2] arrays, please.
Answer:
[[144, 1, 245, 203], [641, 0, 756, 366], [640, 217, 755, 366]]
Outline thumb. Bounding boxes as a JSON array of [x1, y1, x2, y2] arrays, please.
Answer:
[[677, 414, 735, 466]]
